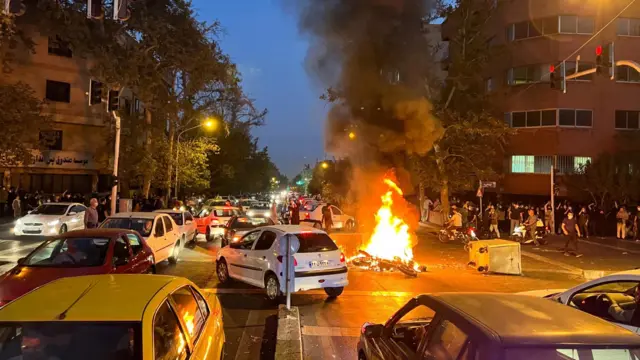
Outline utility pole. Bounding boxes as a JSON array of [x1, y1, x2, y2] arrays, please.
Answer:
[[111, 111, 121, 216], [550, 165, 555, 233]]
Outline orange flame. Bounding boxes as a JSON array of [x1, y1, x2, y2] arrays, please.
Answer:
[[361, 178, 415, 263]]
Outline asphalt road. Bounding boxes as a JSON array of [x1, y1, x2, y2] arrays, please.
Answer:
[[0, 220, 638, 359]]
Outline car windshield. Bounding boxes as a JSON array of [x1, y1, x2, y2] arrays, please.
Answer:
[[30, 204, 68, 215], [294, 232, 338, 253], [505, 347, 640, 360], [301, 202, 319, 211], [0, 322, 140, 360], [23, 237, 110, 267], [100, 218, 154, 237], [250, 203, 270, 210], [231, 217, 270, 229], [166, 213, 183, 226]]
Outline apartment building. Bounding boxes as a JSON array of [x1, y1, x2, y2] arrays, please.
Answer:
[[443, 0, 640, 196]]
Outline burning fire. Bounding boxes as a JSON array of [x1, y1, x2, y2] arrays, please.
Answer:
[[362, 178, 414, 263]]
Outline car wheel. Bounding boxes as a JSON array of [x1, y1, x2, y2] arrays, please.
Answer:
[[265, 273, 281, 302], [324, 286, 344, 298], [168, 241, 180, 264], [217, 259, 230, 283], [192, 230, 198, 243], [206, 227, 213, 242], [59, 224, 67, 234]]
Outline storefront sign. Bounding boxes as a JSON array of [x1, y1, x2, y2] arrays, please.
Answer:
[[30, 151, 96, 170]]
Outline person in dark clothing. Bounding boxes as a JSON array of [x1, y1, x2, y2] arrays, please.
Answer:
[[321, 203, 333, 233], [288, 200, 300, 225], [522, 209, 539, 245], [562, 212, 582, 257], [578, 207, 589, 238], [154, 196, 164, 210], [97, 198, 107, 223]]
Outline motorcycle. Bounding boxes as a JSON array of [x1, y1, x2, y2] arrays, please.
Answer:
[[510, 219, 547, 244], [438, 225, 477, 245]]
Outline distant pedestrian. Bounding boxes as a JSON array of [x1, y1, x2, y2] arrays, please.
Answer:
[[321, 203, 333, 233], [84, 198, 99, 229], [562, 212, 582, 257], [578, 207, 589, 238], [289, 200, 300, 225], [98, 198, 107, 224], [616, 206, 629, 239], [422, 197, 433, 223], [508, 203, 521, 235], [0, 186, 7, 218], [12, 195, 21, 219], [488, 207, 500, 238]]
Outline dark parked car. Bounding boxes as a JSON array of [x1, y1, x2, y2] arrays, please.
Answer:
[[223, 215, 275, 247], [0, 229, 154, 307], [358, 293, 640, 360]]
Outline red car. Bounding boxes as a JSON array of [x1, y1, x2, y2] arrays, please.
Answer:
[[0, 228, 154, 307], [195, 206, 243, 242]]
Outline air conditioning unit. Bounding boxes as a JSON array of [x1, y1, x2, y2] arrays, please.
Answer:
[[468, 240, 521, 275]]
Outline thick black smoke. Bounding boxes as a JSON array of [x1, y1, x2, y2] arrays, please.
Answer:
[[291, 0, 444, 163]]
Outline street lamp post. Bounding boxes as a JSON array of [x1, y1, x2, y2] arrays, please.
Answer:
[[175, 119, 214, 199]]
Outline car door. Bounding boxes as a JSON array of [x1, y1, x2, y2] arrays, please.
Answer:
[[226, 230, 261, 282], [125, 233, 150, 273], [246, 230, 278, 285], [111, 236, 135, 273], [420, 317, 477, 360], [66, 205, 83, 230], [163, 216, 179, 251], [184, 212, 196, 239], [331, 206, 344, 229], [152, 300, 189, 360], [151, 217, 168, 261]]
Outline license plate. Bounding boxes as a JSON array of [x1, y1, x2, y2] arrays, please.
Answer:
[[310, 260, 330, 268]]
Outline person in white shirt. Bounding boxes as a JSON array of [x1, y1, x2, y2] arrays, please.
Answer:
[[422, 197, 433, 222]]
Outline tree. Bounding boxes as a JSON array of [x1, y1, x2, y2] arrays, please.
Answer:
[[307, 160, 352, 206], [412, 0, 511, 213], [0, 82, 52, 166], [565, 152, 640, 208], [177, 137, 220, 196]]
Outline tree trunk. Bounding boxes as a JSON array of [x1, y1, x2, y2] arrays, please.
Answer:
[[433, 144, 450, 215], [142, 109, 152, 198], [166, 122, 175, 202], [440, 179, 450, 218]]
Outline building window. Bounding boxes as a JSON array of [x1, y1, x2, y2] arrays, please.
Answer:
[[45, 80, 71, 103], [616, 66, 640, 82], [510, 155, 554, 174], [506, 109, 591, 128], [485, 78, 494, 93], [615, 110, 640, 130], [39, 130, 63, 150], [47, 36, 72, 58], [507, 17, 558, 41], [616, 18, 640, 36], [507, 65, 545, 85], [564, 61, 595, 81], [559, 16, 594, 34], [557, 156, 592, 174]]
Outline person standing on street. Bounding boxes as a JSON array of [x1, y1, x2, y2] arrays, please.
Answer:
[[488, 207, 500, 238], [84, 198, 99, 229], [321, 203, 333, 233], [97, 198, 108, 224], [422, 197, 433, 223], [508, 203, 521, 235], [12, 195, 21, 219], [578, 207, 589, 239], [616, 206, 629, 239], [289, 200, 300, 225], [562, 212, 582, 257], [634, 206, 640, 242], [0, 186, 7, 218]]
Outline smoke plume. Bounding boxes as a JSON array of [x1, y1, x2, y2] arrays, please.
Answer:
[[291, 0, 444, 164]]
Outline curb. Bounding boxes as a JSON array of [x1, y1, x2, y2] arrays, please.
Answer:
[[521, 250, 621, 280], [275, 305, 302, 360]]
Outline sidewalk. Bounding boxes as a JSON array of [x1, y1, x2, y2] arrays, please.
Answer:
[[0, 217, 14, 226]]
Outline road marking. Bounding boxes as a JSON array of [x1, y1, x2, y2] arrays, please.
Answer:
[[234, 310, 263, 360], [301, 326, 360, 337], [578, 239, 640, 255], [202, 288, 417, 297]]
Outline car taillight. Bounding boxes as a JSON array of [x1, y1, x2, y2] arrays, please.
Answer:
[[304, 213, 310, 219], [276, 255, 298, 266], [340, 253, 345, 263], [361, 322, 371, 335]]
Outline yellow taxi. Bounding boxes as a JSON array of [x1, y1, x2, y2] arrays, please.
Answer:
[[0, 274, 224, 359]]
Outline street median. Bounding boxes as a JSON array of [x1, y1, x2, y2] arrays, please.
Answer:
[[275, 305, 302, 360]]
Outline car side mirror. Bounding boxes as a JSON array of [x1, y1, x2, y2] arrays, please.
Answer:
[[113, 256, 128, 267], [68, 211, 77, 216], [17, 257, 25, 265], [363, 323, 384, 338]]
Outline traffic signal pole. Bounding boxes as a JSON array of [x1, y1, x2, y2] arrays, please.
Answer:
[[111, 111, 121, 216]]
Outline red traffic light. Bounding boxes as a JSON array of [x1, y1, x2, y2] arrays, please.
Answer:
[[595, 45, 603, 56], [549, 65, 555, 73]]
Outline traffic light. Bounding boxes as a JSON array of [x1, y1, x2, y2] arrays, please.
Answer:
[[596, 43, 615, 78], [87, 0, 103, 19], [549, 62, 566, 92], [4, 0, 26, 15], [89, 80, 102, 106], [108, 90, 119, 111]]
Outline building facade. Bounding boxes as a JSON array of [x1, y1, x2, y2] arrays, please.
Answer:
[[1, 27, 140, 195], [444, 0, 640, 196]]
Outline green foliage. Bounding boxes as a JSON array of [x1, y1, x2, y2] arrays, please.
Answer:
[[178, 137, 220, 195], [307, 160, 352, 206], [565, 152, 640, 208], [0, 82, 51, 166]]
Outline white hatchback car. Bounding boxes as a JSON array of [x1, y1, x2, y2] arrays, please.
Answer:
[[216, 225, 348, 301], [154, 209, 198, 244], [14, 203, 86, 236], [520, 269, 640, 334], [299, 202, 355, 231], [100, 212, 182, 264]]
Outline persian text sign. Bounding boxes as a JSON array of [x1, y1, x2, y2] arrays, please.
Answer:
[[30, 151, 96, 170]]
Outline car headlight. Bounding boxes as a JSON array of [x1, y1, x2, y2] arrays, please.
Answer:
[[264, 211, 270, 217], [47, 220, 60, 226], [15, 219, 22, 226], [247, 211, 254, 217]]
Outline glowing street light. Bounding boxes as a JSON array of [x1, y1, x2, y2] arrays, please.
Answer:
[[176, 117, 219, 197], [348, 131, 356, 140], [321, 162, 329, 169]]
